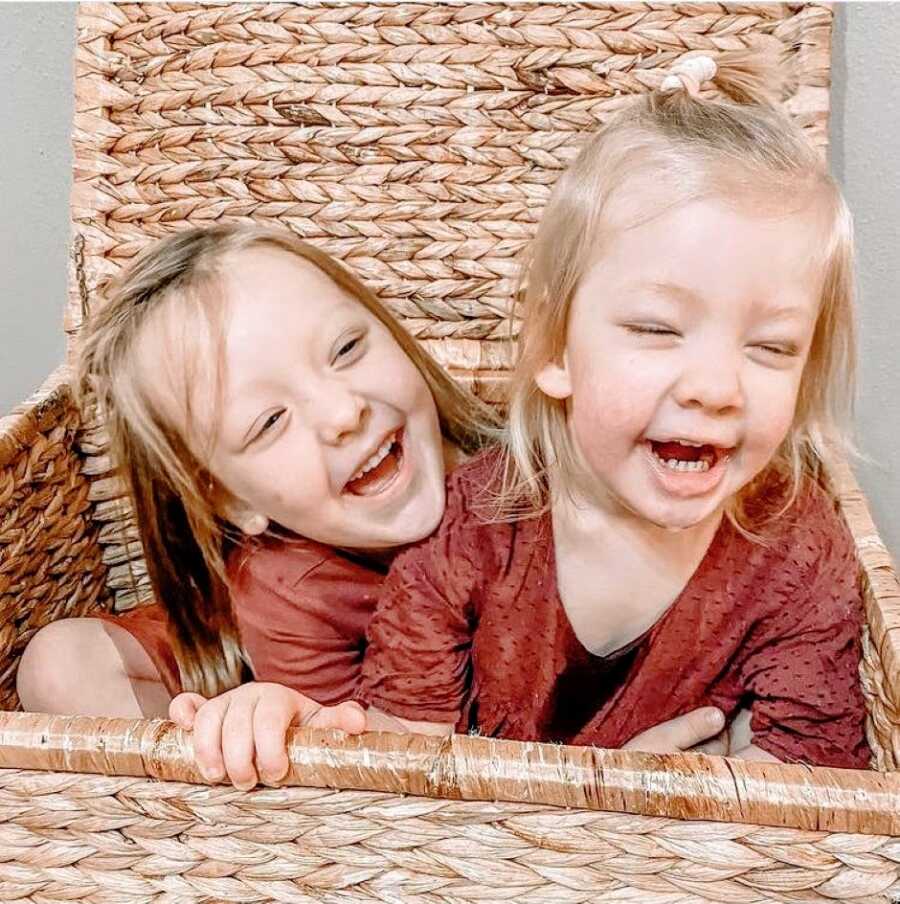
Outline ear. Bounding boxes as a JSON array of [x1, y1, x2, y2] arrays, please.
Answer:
[[236, 513, 269, 537], [220, 496, 269, 537], [534, 353, 573, 401]]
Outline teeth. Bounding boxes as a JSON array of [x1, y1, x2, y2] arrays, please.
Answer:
[[350, 432, 397, 482], [653, 451, 711, 473], [658, 438, 705, 447]]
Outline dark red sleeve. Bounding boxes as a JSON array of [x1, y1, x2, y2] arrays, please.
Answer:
[[740, 490, 870, 768], [95, 604, 183, 697], [230, 541, 377, 706], [358, 471, 486, 724]]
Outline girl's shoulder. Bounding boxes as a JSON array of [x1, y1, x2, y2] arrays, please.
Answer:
[[444, 444, 506, 514], [226, 532, 383, 597], [773, 473, 853, 557], [733, 471, 858, 605], [425, 445, 546, 574]]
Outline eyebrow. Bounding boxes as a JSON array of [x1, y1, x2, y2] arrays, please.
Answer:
[[635, 281, 812, 322]]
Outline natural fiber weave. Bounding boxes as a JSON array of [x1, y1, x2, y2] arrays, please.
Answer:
[[825, 457, 900, 770], [2, 3, 900, 900], [0, 769, 896, 904], [0, 369, 112, 713], [0, 712, 898, 903], [67, 1, 834, 359]]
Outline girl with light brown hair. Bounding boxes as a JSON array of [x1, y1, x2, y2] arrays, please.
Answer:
[[17, 224, 497, 724]]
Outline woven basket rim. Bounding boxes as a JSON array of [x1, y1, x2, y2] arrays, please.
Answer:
[[0, 365, 73, 469], [0, 710, 898, 835]]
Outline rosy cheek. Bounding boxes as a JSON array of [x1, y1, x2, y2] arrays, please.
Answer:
[[747, 376, 801, 449], [567, 392, 633, 472], [760, 407, 796, 454]]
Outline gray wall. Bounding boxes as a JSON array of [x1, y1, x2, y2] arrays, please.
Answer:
[[830, 3, 900, 560], [2, 3, 899, 558], [0, 2, 73, 410]]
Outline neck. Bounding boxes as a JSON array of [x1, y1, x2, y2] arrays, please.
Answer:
[[551, 475, 725, 557]]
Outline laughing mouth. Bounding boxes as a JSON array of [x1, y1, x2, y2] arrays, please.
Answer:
[[343, 429, 404, 497], [647, 438, 734, 473]]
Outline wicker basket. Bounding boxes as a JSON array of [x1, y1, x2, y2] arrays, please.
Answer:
[[2, 3, 899, 901]]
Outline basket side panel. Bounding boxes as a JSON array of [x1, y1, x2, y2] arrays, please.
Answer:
[[828, 454, 900, 770], [65, 1, 835, 369], [0, 766, 897, 903], [0, 371, 113, 711]]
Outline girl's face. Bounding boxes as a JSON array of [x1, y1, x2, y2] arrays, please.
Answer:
[[140, 246, 447, 550], [536, 195, 825, 531]]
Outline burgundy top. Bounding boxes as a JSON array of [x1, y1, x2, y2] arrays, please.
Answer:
[[359, 450, 870, 768], [229, 536, 383, 705], [104, 538, 383, 704]]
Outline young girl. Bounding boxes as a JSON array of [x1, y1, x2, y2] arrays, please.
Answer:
[[174, 50, 869, 785], [358, 50, 868, 767], [17, 225, 497, 722]]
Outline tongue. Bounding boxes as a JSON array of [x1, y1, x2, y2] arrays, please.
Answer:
[[345, 446, 401, 496], [652, 441, 706, 463]]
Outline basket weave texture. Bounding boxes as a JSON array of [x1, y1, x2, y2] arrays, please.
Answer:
[[1, 3, 900, 902]]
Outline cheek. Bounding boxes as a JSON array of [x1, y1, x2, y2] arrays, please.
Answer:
[[227, 450, 331, 519], [745, 370, 803, 452], [567, 380, 646, 473], [361, 343, 432, 409], [568, 351, 661, 440]]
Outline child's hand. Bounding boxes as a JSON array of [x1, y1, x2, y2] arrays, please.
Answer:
[[623, 707, 726, 754], [169, 683, 367, 790], [692, 707, 752, 756]]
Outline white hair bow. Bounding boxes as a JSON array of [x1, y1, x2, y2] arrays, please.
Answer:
[[660, 55, 717, 96]]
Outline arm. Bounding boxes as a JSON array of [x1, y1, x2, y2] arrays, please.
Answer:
[[739, 504, 869, 768], [365, 706, 454, 736], [358, 483, 485, 728], [715, 710, 779, 761], [231, 543, 376, 704]]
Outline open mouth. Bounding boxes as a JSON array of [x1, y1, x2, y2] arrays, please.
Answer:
[[644, 438, 735, 498], [343, 429, 405, 497], [648, 439, 733, 473], [650, 440, 730, 474]]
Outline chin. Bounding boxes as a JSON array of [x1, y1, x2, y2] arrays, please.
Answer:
[[642, 498, 722, 531], [395, 499, 445, 545]]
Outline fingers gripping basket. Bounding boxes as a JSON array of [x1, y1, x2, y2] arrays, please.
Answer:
[[1, 3, 900, 901]]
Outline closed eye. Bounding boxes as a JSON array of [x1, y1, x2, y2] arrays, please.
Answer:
[[624, 324, 680, 337], [755, 343, 799, 357]]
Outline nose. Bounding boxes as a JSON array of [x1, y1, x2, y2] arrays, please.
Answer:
[[314, 382, 369, 445], [672, 346, 744, 415]]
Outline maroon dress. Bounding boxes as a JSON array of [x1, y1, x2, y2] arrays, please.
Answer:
[[360, 449, 870, 768]]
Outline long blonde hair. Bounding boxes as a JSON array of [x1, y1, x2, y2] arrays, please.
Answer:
[[499, 49, 856, 538], [78, 224, 498, 696]]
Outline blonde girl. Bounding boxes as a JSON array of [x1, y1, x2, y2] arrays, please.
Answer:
[[357, 50, 868, 766]]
